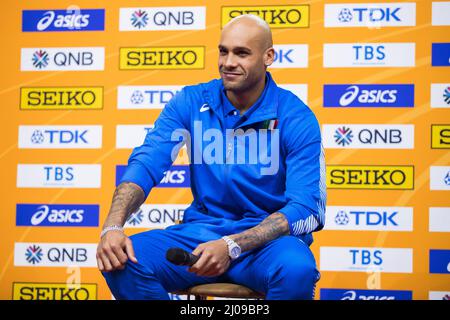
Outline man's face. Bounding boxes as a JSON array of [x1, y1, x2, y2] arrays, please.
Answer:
[[218, 23, 272, 93]]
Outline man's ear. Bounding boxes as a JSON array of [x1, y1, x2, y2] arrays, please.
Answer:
[[264, 47, 275, 67]]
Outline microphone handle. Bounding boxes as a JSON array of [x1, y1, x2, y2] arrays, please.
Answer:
[[187, 252, 199, 266]]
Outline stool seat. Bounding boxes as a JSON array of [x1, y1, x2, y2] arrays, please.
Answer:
[[174, 283, 264, 299]]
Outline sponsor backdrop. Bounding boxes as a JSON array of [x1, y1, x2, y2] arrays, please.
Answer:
[[0, 0, 448, 300]]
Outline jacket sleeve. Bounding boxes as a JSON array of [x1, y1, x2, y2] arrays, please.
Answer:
[[277, 110, 327, 237], [118, 88, 190, 198]]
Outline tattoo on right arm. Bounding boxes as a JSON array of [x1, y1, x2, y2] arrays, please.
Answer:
[[102, 182, 145, 229]]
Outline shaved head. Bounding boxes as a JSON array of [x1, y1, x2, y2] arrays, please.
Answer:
[[218, 14, 275, 98], [222, 14, 273, 51]]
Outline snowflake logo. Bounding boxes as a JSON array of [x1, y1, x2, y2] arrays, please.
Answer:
[[130, 90, 144, 105], [127, 209, 144, 226], [443, 86, 450, 105], [335, 210, 349, 225], [25, 245, 43, 264], [32, 50, 49, 69], [131, 10, 149, 29], [31, 130, 45, 144], [338, 8, 353, 23], [334, 126, 353, 146]]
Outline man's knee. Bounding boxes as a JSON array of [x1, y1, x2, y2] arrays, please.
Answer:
[[102, 258, 157, 299], [264, 238, 319, 299]]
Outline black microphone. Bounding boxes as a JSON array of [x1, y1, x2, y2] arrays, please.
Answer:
[[166, 247, 199, 266]]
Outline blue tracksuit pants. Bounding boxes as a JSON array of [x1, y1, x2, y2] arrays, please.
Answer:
[[102, 218, 320, 300]]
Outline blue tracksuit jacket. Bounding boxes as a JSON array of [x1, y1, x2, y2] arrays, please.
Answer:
[[119, 72, 326, 245]]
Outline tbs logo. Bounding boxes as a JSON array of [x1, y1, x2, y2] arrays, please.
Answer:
[[351, 249, 383, 266], [353, 45, 385, 62]]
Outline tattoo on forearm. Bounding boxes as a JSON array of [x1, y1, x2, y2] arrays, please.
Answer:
[[230, 213, 289, 252], [103, 182, 145, 228]]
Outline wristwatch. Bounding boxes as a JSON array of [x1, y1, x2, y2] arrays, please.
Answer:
[[222, 236, 242, 260]]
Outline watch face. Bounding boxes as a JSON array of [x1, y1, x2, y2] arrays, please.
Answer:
[[231, 246, 241, 258]]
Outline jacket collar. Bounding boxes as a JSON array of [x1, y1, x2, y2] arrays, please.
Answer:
[[202, 72, 279, 128]]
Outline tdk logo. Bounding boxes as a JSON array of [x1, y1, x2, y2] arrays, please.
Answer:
[[335, 210, 398, 226], [323, 84, 414, 107], [325, 206, 413, 231], [22, 9, 105, 32], [320, 288, 412, 300], [116, 165, 190, 188], [325, 3, 416, 28], [340, 7, 401, 22], [35, 130, 88, 143], [19, 126, 102, 149], [117, 86, 183, 109], [271, 45, 308, 68], [16, 204, 99, 227]]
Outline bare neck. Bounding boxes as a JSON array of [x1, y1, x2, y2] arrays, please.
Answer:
[[226, 76, 266, 115]]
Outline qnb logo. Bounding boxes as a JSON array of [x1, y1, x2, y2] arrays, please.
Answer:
[[32, 50, 49, 69], [30, 205, 84, 226], [31, 50, 94, 69], [161, 170, 186, 184], [131, 9, 149, 29], [47, 248, 88, 263], [37, 10, 90, 31], [342, 290, 395, 300], [353, 45, 385, 62], [339, 86, 397, 106], [444, 171, 450, 186], [334, 127, 353, 146], [335, 211, 350, 225], [126, 209, 144, 226], [338, 8, 353, 22], [444, 87, 450, 104], [25, 245, 43, 264], [22, 47, 104, 72]]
